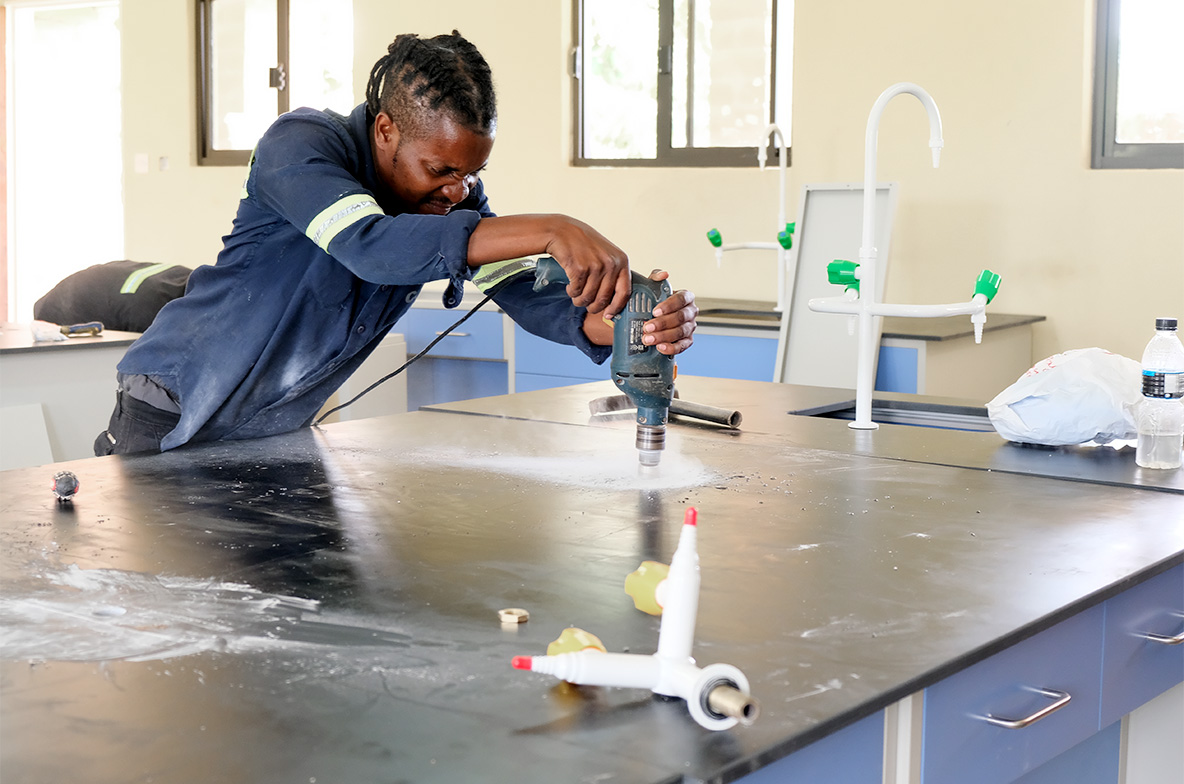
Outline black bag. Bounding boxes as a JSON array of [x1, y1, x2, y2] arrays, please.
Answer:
[[34, 260, 193, 333]]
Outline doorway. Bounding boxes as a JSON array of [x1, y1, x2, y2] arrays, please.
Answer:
[[4, 0, 122, 323]]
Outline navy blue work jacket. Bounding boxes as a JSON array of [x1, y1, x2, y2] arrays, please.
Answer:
[[119, 104, 609, 450]]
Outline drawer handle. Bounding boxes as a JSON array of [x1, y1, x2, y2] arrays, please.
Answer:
[[982, 687, 1071, 729], [436, 331, 470, 337], [1141, 626, 1184, 645]]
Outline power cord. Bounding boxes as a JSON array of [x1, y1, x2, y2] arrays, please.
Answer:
[[314, 292, 494, 425]]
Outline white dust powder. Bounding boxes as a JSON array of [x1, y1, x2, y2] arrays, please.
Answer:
[[404, 442, 719, 491], [0, 564, 319, 663]]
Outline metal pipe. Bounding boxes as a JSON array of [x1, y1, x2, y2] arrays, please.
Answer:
[[670, 399, 743, 429], [706, 683, 760, 726]]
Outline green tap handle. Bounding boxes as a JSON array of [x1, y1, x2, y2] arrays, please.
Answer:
[[827, 259, 860, 293], [777, 222, 795, 250], [974, 270, 1001, 303], [707, 228, 722, 248]]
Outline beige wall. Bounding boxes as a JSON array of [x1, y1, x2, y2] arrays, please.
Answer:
[[122, 0, 1183, 364]]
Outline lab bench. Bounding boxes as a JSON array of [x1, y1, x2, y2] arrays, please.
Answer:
[[0, 324, 408, 468], [690, 297, 1045, 399], [404, 290, 1046, 407], [0, 323, 140, 468], [1, 377, 1180, 784]]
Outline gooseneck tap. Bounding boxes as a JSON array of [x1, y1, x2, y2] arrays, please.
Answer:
[[809, 83, 1000, 430], [706, 123, 794, 312]]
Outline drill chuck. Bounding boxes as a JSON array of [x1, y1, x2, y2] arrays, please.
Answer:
[[636, 423, 666, 466]]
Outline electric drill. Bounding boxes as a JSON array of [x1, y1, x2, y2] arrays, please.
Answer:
[[533, 258, 675, 466]]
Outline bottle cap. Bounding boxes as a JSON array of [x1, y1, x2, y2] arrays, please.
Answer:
[[1155, 318, 1178, 331]]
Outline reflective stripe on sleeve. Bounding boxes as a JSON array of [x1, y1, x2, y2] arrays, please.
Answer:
[[120, 263, 178, 294], [472, 258, 537, 293], [305, 194, 385, 252]]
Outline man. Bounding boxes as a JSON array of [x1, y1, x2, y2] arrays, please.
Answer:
[[96, 30, 697, 456]]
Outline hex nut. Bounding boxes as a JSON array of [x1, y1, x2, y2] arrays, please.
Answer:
[[498, 608, 530, 624]]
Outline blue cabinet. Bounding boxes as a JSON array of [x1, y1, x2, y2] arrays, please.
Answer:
[[915, 563, 1184, 784], [921, 604, 1106, 784], [400, 307, 508, 410], [1010, 722, 1121, 784], [739, 711, 884, 783], [675, 330, 780, 382], [513, 325, 784, 392], [1100, 563, 1184, 726], [513, 324, 608, 393], [401, 308, 505, 360], [404, 306, 1027, 406]]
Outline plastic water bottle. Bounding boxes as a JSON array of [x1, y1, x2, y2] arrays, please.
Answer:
[[1135, 317, 1184, 469]]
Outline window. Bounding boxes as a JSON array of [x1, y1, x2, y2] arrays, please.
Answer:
[[197, 0, 353, 166], [1092, 0, 1183, 169], [573, 0, 792, 167]]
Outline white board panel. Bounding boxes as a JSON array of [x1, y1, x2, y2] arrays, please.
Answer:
[[774, 183, 898, 389], [0, 403, 54, 470]]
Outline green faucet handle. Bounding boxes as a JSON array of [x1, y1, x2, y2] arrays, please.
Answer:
[[707, 228, 722, 248], [777, 222, 796, 250], [974, 269, 1001, 303], [827, 259, 860, 293]]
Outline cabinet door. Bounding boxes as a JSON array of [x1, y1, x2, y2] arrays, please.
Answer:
[[738, 711, 883, 784], [514, 325, 608, 380], [921, 604, 1105, 784], [1100, 563, 1184, 727], [406, 358, 507, 411], [515, 372, 600, 393], [675, 332, 778, 382], [401, 309, 505, 360], [1010, 721, 1121, 784]]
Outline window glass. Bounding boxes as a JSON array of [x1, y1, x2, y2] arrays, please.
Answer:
[[288, 0, 354, 114], [1115, 0, 1183, 144], [577, 0, 790, 166], [199, 0, 353, 164], [672, 0, 773, 149], [209, 0, 277, 151], [581, 0, 659, 159]]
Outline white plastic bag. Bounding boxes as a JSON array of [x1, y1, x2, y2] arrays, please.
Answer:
[[986, 348, 1142, 446], [30, 320, 68, 342]]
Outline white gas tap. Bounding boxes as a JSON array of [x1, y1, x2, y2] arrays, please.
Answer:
[[706, 124, 794, 312]]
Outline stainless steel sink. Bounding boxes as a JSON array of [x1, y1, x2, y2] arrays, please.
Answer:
[[793, 397, 995, 432]]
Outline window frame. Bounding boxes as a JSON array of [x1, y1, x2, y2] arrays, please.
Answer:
[[571, 0, 789, 168], [1091, 0, 1183, 169], [196, 0, 290, 167]]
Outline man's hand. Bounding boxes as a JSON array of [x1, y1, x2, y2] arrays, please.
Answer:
[[542, 217, 631, 318], [642, 270, 697, 356], [582, 270, 698, 356]]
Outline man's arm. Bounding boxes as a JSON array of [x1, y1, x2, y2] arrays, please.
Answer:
[[468, 214, 631, 319]]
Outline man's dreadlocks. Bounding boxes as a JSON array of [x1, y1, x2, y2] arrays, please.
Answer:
[[365, 30, 497, 139]]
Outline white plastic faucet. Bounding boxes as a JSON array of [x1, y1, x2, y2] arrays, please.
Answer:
[[808, 83, 1000, 430], [756, 123, 789, 235], [511, 508, 758, 731], [708, 124, 792, 312]]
